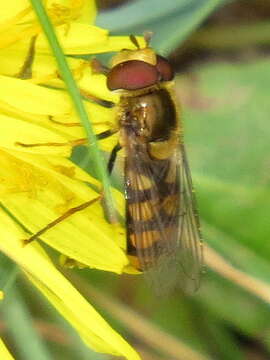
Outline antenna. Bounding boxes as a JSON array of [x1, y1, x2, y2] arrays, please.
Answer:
[[144, 31, 153, 47], [129, 34, 140, 49]]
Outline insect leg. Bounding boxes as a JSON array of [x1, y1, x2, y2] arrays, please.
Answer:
[[107, 143, 122, 174], [96, 128, 121, 173], [16, 96, 117, 147], [16, 129, 118, 149], [80, 89, 115, 108], [22, 128, 119, 243], [97, 129, 118, 140], [23, 196, 101, 245], [79, 58, 115, 108], [91, 58, 110, 75], [16, 127, 118, 148]]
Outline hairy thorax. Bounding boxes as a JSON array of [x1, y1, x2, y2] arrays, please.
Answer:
[[118, 87, 179, 159]]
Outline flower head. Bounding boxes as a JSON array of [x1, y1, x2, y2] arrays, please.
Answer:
[[0, 1, 144, 358]]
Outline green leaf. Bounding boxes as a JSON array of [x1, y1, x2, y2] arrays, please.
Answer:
[[176, 58, 270, 355], [0, 252, 17, 296], [97, 0, 229, 54], [198, 312, 245, 360], [182, 59, 270, 259], [1, 287, 52, 360]]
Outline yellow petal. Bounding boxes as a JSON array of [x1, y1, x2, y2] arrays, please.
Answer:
[[0, 337, 14, 360], [86, 35, 146, 54], [1, 149, 127, 272], [0, 0, 29, 23], [0, 211, 141, 360], [0, 75, 71, 116], [0, 52, 119, 107], [78, 66, 120, 103], [35, 25, 144, 56], [36, 23, 108, 54], [0, 1, 95, 26], [29, 28, 144, 56], [75, 0, 97, 24], [0, 53, 118, 131], [46, 0, 96, 24], [0, 45, 30, 76], [41, 101, 118, 148], [0, 114, 72, 156]]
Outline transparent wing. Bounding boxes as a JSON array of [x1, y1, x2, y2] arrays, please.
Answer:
[[125, 141, 203, 294], [176, 144, 203, 292]]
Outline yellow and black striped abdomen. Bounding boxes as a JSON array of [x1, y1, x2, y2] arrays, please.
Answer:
[[125, 147, 181, 271], [119, 87, 181, 271], [119, 85, 202, 293], [111, 41, 203, 292]]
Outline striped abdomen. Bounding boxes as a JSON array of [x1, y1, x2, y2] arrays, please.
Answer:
[[119, 87, 180, 270]]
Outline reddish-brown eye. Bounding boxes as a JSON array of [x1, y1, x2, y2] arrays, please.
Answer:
[[107, 60, 159, 91], [156, 55, 174, 81]]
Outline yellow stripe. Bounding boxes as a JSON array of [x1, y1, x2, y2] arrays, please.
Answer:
[[127, 172, 153, 190], [128, 201, 154, 221], [130, 230, 160, 249], [148, 132, 178, 159]]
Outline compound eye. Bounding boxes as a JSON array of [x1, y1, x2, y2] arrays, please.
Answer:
[[107, 60, 159, 91], [156, 55, 174, 81]]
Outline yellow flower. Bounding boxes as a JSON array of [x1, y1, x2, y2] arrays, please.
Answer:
[[0, 1, 144, 359], [0, 337, 14, 360], [0, 210, 140, 360]]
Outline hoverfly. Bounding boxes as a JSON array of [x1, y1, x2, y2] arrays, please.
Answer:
[[23, 34, 203, 294], [104, 35, 203, 293]]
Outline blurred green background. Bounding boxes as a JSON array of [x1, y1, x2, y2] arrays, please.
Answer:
[[1, 0, 270, 359]]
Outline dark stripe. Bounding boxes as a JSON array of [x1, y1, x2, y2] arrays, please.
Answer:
[[126, 181, 179, 204], [127, 210, 179, 234], [127, 157, 170, 176], [107, 142, 121, 174], [127, 242, 137, 256], [97, 129, 115, 140], [127, 238, 169, 261]]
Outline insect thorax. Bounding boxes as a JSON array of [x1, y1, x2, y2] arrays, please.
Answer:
[[119, 87, 177, 143]]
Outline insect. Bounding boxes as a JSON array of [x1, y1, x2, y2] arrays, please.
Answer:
[[23, 34, 203, 294], [104, 34, 203, 293]]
